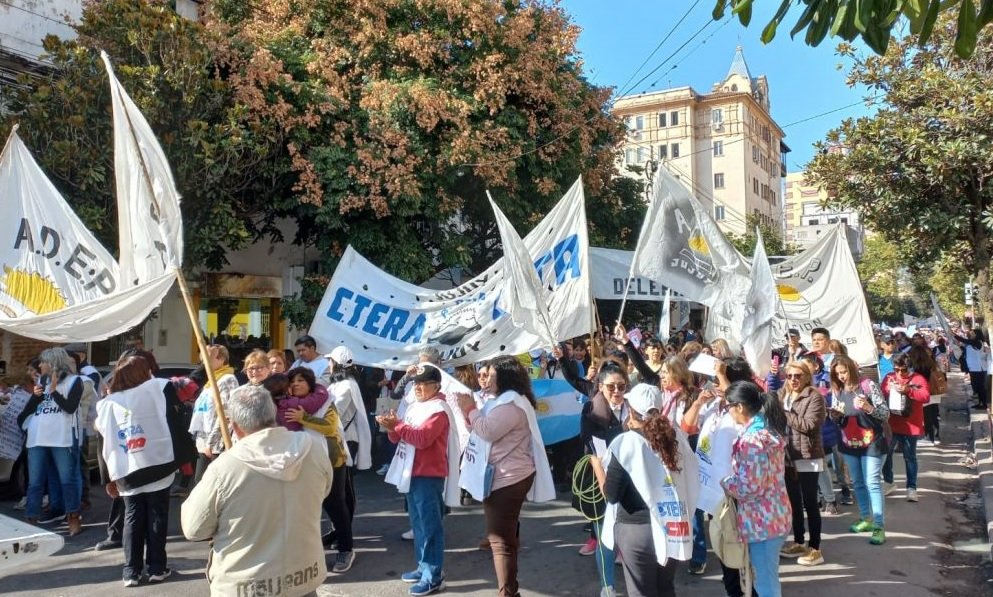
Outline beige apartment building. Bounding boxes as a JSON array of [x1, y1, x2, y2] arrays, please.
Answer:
[[613, 47, 788, 236], [784, 170, 865, 259]]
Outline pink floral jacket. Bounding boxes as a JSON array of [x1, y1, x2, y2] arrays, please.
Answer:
[[721, 416, 792, 543]]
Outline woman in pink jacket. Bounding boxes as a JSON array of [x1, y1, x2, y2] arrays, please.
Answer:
[[880, 353, 930, 502]]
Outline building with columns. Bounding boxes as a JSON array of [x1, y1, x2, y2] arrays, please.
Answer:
[[612, 47, 789, 236]]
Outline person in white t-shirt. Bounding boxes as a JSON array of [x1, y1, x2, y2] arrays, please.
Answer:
[[291, 334, 329, 379]]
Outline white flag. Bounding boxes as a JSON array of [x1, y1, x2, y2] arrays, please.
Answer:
[[0, 130, 176, 342], [488, 194, 557, 348], [931, 292, 955, 340], [741, 230, 777, 379], [102, 51, 183, 287], [659, 289, 671, 343]]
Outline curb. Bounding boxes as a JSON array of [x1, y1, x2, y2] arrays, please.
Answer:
[[970, 398, 993, 561]]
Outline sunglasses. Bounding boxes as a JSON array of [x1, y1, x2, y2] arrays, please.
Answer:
[[893, 367, 909, 372], [602, 382, 627, 392], [785, 373, 805, 380]]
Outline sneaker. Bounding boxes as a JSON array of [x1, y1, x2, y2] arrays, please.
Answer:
[[401, 570, 422, 583], [123, 578, 140, 588], [849, 519, 875, 533], [376, 464, 390, 476], [884, 482, 897, 496], [779, 542, 809, 558], [401, 529, 415, 541], [600, 586, 617, 597], [578, 537, 597, 556], [409, 579, 445, 596], [332, 551, 355, 573], [38, 512, 66, 525], [13, 496, 26, 511], [688, 561, 706, 575], [840, 494, 854, 506], [94, 539, 122, 551], [824, 502, 839, 515], [797, 548, 825, 566], [934, 439, 941, 446], [907, 488, 919, 502], [148, 569, 172, 583], [870, 528, 886, 545]]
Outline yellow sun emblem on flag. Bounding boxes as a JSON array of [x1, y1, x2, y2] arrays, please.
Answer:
[[535, 400, 551, 414], [777, 284, 802, 302], [687, 231, 710, 256], [0, 266, 68, 315]]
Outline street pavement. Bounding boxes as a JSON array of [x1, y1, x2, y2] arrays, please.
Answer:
[[2, 376, 992, 597]]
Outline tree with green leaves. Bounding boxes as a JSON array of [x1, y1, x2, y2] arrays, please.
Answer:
[[726, 213, 795, 257], [808, 15, 993, 326], [715, 0, 992, 58], [856, 234, 912, 322], [0, 0, 286, 271]]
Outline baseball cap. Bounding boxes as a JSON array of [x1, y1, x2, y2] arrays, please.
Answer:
[[785, 329, 800, 338], [411, 363, 443, 384], [625, 384, 663, 418], [325, 346, 353, 366], [880, 333, 894, 343]]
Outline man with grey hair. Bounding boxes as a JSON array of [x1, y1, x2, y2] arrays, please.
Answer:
[[181, 385, 333, 596]]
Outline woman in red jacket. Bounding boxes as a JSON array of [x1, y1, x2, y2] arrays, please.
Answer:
[[880, 353, 930, 503]]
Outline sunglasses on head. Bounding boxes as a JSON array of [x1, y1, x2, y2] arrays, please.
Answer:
[[602, 382, 627, 392]]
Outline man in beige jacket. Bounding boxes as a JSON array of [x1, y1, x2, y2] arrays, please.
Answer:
[[181, 384, 333, 596]]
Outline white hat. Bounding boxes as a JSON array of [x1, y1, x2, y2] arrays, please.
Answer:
[[625, 383, 663, 418], [325, 346, 353, 366]]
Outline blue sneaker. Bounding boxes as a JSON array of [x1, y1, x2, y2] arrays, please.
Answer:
[[401, 570, 422, 583], [409, 578, 445, 596]]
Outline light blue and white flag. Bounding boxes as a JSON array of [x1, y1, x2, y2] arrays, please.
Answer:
[[533, 379, 587, 445]]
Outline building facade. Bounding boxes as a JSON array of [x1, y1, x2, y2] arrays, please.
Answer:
[[784, 170, 865, 259], [612, 47, 789, 236]]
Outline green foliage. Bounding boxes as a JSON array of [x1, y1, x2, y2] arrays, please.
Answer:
[[0, 0, 286, 271], [927, 246, 971, 319], [726, 214, 796, 257], [856, 234, 913, 322], [716, 0, 993, 58], [808, 14, 993, 322]]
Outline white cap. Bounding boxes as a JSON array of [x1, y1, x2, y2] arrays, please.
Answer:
[[325, 346, 353, 366], [625, 383, 663, 418]]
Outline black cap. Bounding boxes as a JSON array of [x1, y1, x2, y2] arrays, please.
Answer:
[[411, 363, 442, 384], [880, 333, 894, 342], [786, 329, 800, 338]]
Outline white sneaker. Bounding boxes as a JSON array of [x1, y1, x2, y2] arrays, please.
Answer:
[[401, 529, 414, 541], [907, 488, 919, 502], [884, 482, 897, 496], [13, 496, 26, 511], [375, 464, 390, 476], [600, 586, 617, 597]]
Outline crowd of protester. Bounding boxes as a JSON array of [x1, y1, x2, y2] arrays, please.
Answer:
[[0, 318, 983, 596]]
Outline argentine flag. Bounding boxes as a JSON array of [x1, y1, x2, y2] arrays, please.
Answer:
[[533, 379, 588, 445]]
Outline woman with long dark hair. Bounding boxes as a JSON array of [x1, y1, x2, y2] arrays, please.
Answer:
[[600, 384, 698, 597], [96, 355, 194, 586], [721, 381, 791, 597], [456, 356, 554, 596]]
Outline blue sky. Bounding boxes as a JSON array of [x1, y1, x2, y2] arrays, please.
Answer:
[[564, 0, 875, 170]]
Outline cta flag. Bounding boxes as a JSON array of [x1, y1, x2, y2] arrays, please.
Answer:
[[310, 179, 592, 367]]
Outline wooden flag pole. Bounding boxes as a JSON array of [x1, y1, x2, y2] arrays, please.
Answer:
[[174, 267, 232, 450]]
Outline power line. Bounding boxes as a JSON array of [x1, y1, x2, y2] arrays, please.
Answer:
[[614, 0, 703, 99], [621, 17, 719, 98], [0, 0, 75, 27], [644, 17, 732, 91]]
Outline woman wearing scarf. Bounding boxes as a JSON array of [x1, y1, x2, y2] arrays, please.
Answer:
[[456, 356, 555, 597], [187, 345, 239, 483], [776, 363, 826, 566], [378, 363, 460, 597], [599, 383, 698, 597], [721, 381, 791, 597], [828, 355, 888, 545]]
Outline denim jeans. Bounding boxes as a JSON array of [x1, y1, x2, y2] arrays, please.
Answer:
[[749, 535, 786, 597], [691, 508, 707, 565], [843, 452, 884, 528], [406, 476, 446, 584], [817, 460, 836, 504], [26, 443, 81, 519], [592, 519, 616, 589], [882, 434, 919, 489], [122, 487, 171, 580]]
